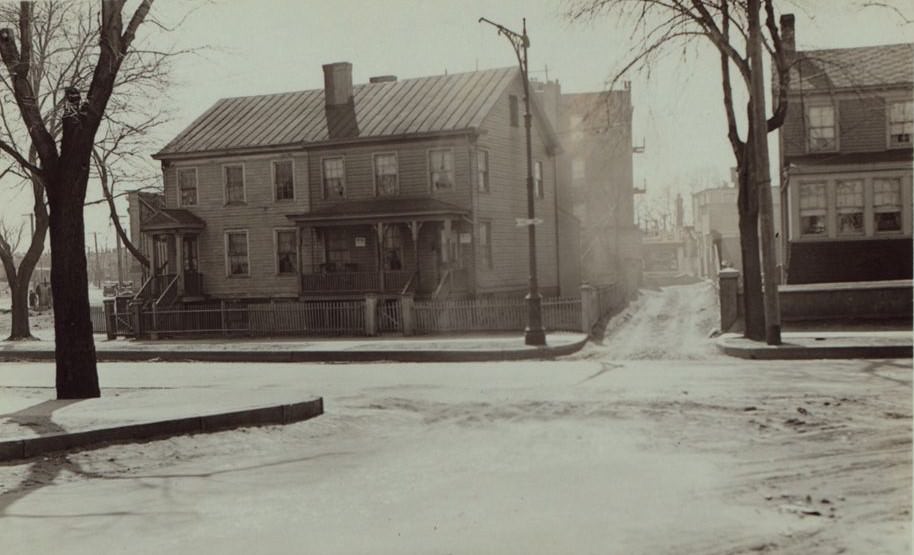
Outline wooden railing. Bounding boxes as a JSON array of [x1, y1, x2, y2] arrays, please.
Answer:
[[155, 274, 179, 307], [301, 270, 414, 293]]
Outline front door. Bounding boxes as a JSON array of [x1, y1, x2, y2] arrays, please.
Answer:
[[182, 235, 201, 296]]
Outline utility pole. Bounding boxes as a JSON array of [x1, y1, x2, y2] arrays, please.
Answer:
[[115, 227, 124, 284], [748, 0, 782, 345], [479, 15, 545, 345], [93, 232, 102, 288]]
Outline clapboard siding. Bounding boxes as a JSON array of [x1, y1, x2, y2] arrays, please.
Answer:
[[307, 137, 472, 209], [474, 74, 559, 295], [163, 153, 309, 298]]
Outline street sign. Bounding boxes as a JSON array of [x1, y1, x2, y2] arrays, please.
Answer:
[[515, 217, 543, 227]]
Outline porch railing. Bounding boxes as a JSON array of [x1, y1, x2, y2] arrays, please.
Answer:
[[301, 270, 415, 293]]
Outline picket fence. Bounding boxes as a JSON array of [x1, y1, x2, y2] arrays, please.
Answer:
[[90, 283, 625, 338]]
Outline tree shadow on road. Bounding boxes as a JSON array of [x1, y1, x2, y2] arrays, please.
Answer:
[[0, 399, 102, 516]]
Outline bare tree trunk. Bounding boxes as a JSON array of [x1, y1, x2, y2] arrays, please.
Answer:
[[738, 140, 765, 340], [48, 163, 98, 399]]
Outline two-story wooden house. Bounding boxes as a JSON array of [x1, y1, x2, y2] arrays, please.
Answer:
[[143, 64, 572, 305], [778, 28, 913, 284]]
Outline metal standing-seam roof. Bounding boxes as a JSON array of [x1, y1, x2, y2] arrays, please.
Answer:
[[790, 43, 914, 93], [155, 67, 520, 158]]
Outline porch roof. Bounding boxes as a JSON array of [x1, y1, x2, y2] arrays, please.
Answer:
[[287, 197, 470, 226], [141, 208, 206, 232]]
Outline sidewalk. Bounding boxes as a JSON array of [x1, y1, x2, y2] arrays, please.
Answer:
[[0, 331, 590, 363], [716, 330, 913, 359]]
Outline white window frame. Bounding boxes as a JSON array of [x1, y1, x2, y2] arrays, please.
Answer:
[[321, 156, 346, 200], [835, 179, 864, 236], [274, 227, 299, 275], [428, 148, 455, 192], [888, 100, 913, 149], [534, 160, 544, 199], [806, 104, 837, 152], [177, 167, 198, 207], [373, 152, 399, 196], [873, 177, 903, 234], [477, 149, 489, 193], [224, 230, 250, 277], [798, 182, 828, 237], [272, 159, 295, 202], [222, 163, 246, 205]]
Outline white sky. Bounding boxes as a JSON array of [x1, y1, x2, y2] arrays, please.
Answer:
[[1, 0, 911, 251]]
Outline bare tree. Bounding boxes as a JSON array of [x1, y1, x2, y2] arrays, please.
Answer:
[[568, 0, 792, 342], [0, 0, 154, 399], [0, 1, 181, 343]]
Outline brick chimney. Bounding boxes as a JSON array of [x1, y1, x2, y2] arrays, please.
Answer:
[[780, 14, 795, 61], [323, 62, 353, 106], [322, 62, 359, 139]]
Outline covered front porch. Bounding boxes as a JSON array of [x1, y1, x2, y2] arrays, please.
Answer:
[[289, 198, 472, 298], [138, 208, 206, 304]]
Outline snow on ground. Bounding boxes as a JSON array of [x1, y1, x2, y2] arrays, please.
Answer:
[[0, 359, 910, 554], [576, 280, 724, 360]]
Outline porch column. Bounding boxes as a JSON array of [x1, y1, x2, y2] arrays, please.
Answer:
[[175, 231, 185, 295], [410, 221, 423, 293], [375, 222, 386, 292]]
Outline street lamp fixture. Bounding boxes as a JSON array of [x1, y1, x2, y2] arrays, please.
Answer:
[[478, 16, 545, 346]]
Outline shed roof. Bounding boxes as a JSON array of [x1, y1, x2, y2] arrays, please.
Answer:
[[141, 208, 206, 232], [156, 67, 522, 158], [790, 43, 913, 92]]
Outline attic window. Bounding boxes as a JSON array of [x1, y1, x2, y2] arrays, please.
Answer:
[[806, 105, 836, 152], [509, 95, 519, 127], [889, 100, 913, 147]]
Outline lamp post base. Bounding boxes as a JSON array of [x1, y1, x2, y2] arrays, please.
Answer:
[[524, 293, 546, 346]]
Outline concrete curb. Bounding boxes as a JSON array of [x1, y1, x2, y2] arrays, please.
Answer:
[[0, 397, 324, 463], [0, 337, 589, 364], [717, 341, 913, 360]]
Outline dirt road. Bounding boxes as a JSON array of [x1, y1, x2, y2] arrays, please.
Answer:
[[578, 280, 724, 360]]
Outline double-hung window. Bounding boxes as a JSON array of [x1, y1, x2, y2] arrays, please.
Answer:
[[799, 182, 827, 236], [224, 165, 245, 204], [273, 160, 294, 201], [429, 149, 454, 191], [873, 178, 902, 232], [177, 168, 197, 207], [836, 180, 864, 235], [807, 105, 836, 151], [889, 100, 913, 147], [322, 157, 345, 199], [477, 150, 489, 192], [275, 229, 297, 274], [225, 231, 249, 276], [374, 153, 398, 196]]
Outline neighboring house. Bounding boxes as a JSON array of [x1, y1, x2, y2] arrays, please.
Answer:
[[778, 23, 913, 283], [692, 181, 781, 280], [125, 190, 164, 287], [143, 64, 573, 304], [534, 80, 641, 296]]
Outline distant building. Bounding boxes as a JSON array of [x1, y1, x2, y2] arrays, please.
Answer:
[[778, 17, 913, 284], [535, 80, 640, 296]]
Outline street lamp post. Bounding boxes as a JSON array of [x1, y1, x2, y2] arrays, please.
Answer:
[[479, 16, 545, 346]]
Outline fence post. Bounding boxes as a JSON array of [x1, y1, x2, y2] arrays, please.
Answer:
[[103, 299, 116, 340], [130, 300, 144, 339], [365, 294, 378, 336], [580, 284, 597, 334], [400, 293, 415, 336], [220, 300, 227, 337], [719, 268, 740, 332]]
